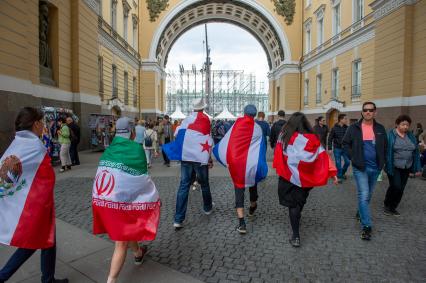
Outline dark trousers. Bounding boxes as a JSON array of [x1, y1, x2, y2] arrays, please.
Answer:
[[0, 245, 56, 283], [162, 137, 171, 164], [384, 167, 410, 211], [234, 185, 258, 208], [69, 142, 80, 165]]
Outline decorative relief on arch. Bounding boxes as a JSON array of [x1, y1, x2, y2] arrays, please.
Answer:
[[271, 0, 296, 25], [146, 0, 169, 22]]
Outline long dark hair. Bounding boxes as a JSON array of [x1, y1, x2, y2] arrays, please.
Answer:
[[15, 107, 44, 131], [280, 112, 314, 150]]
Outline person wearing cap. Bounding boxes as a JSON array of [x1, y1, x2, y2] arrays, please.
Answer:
[[213, 105, 268, 234], [163, 98, 214, 230]]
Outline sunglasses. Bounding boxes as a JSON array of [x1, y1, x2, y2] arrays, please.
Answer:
[[362, 109, 375, 113]]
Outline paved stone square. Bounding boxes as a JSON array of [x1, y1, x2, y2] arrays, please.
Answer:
[[54, 158, 426, 283]]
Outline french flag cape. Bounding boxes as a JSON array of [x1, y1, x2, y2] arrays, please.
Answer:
[[92, 136, 160, 241], [273, 132, 337, 188], [213, 115, 268, 188], [0, 131, 55, 249], [162, 111, 213, 164]]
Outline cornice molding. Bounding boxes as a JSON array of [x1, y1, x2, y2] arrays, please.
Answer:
[[370, 0, 419, 20], [83, 0, 100, 15]]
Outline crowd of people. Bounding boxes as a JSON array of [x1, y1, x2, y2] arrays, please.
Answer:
[[0, 101, 425, 282]]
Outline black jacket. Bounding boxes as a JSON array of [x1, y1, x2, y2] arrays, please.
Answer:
[[313, 124, 329, 148], [270, 119, 286, 148], [342, 119, 387, 171], [69, 123, 81, 144], [327, 123, 348, 150]]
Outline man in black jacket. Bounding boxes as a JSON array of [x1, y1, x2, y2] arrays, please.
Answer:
[[313, 116, 329, 147], [270, 110, 286, 149], [66, 116, 80, 166], [328, 113, 350, 183], [342, 102, 387, 241]]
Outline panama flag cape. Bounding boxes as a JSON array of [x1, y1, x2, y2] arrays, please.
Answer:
[[163, 111, 213, 164], [213, 115, 268, 188], [273, 132, 337, 188], [92, 136, 160, 241], [0, 131, 55, 249]]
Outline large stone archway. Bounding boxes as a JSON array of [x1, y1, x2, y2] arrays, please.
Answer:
[[138, 0, 302, 117]]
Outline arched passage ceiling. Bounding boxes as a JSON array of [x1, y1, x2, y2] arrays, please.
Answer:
[[153, 0, 289, 71]]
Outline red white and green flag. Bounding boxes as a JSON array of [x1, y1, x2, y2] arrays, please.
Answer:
[[0, 131, 55, 249], [92, 136, 161, 241]]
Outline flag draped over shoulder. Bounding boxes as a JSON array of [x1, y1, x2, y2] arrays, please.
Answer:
[[0, 131, 55, 249], [273, 132, 337, 188], [163, 112, 213, 164], [213, 116, 268, 188], [92, 136, 160, 241]]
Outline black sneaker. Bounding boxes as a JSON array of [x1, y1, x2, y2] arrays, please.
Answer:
[[392, 210, 401, 216], [384, 207, 393, 216], [134, 246, 148, 265], [54, 279, 69, 283], [248, 204, 257, 217], [360, 226, 372, 241], [237, 224, 247, 234], [289, 237, 300, 247]]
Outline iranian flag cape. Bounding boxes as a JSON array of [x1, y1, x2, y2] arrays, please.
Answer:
[[0, 130, 55, 249], [92, 136, 160, 241]]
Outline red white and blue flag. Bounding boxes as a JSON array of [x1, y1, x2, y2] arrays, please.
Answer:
[[213, 116, 268, 188], [0, 131, 55, 249], [163, 111, 213, 164], [273, 132, 337, 188]]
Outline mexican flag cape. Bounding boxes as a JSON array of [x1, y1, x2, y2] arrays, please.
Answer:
[[0, 130, 55, 249], [92, 136, 160, 241]]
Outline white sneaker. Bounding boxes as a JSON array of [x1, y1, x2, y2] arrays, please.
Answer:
[[203, 202, 215, 215], [173, 222, 183, 229]]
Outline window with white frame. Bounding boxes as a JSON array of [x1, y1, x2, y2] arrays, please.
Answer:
[[111, 0, 117, 30], [315, 6, 325, 47], [304, 20, 312, 54], [332, 2, 341, 36], [132, 15, 138, 49], [353, 0, 364, 23], [123, 14, 128, 40], [304, 79, 309, 106], [352, 60, 362, 98], [316, 74, 322, 104], [332, 68, 339, 98]]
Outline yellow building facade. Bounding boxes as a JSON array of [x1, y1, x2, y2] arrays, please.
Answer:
[[1, 0, 425, 153]]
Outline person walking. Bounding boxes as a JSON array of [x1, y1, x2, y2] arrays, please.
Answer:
[[313, 116, 329, 148], [213, 105, 268, 234], [163, 98, 214, 230], [384, 115, 422, 216], [0, 107, 68, 283], [144, 123, 158, 168], [256, 111, 271, 145], [92, 117, 160, 283], [159, 115, 173, 167], [57, 117, 71, 172], [414, 123, 423, 142], [327, 113, 350, 183], [66, 116, 80, 166], [269, 110, 286, 149], [134, 119, 146, 147], [342, 102, 387, 240], [273, 112, 337, 247]]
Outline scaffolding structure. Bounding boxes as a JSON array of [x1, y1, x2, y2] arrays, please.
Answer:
[[166, 69, 268, 117]]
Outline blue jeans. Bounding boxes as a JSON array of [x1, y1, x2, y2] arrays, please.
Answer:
[[174, 161, 213, 224], [0, 245, 56, 283], [333, 148, 350, 178], [353, 167, 380, 228]]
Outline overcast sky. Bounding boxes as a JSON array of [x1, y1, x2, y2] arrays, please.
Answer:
[[166, 23, 269, 89]]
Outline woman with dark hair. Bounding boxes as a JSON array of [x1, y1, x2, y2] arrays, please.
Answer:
[[384, 114, 421, 216], [0, 107, 68, 283], [57, 117, 71, 172], [273, 112, 337, 247]]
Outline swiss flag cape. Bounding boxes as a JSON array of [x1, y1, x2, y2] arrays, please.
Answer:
[[163, 111, 213, 164], [0, 131, 55, 249], [92, 136, 160, 241], [273, 132, 336, 188]]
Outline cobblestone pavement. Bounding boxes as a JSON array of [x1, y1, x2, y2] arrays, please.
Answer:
[[55, 169, 426, 283]]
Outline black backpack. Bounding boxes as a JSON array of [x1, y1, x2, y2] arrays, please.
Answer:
[[145, 132, 153, 147]]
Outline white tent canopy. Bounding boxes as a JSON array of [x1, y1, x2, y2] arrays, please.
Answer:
[[170, 106, 186, 119], [214, 106, 236, 120]]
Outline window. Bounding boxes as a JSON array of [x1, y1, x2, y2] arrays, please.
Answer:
[[352, 60, 362, 99], [133, 77, 137, 107], [124, 72, 129, 105], [353, 0, 364, 23], [98, 56, 104, 99], [316, 74, 322, 104], [304, 79, 309, 106], [111, 0, 117, 30], [132, 22, 137, 48], [123, 14, 128, 40], [315, 6, 325, 47], [332, 68, 339, 98], [332, 3, 341, 36], [304, 20, 312, 54], [112, 65, 117, 98]]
